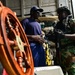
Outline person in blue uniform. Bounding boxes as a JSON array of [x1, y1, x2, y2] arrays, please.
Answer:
[[21, 6, 46, 67]]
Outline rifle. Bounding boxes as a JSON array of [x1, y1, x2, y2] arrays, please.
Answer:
[[54, 29, 64, 65]]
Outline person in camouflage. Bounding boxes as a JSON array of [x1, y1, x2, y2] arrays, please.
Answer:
[[54, 6, 75, 75]]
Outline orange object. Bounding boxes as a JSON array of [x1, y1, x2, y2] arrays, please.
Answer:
[[0, 2, 34, 75]]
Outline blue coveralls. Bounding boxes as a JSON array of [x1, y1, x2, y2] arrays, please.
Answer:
[[21, 18, 46, 67]]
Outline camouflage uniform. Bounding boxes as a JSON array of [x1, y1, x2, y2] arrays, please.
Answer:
[[55, 19, 75, 75]]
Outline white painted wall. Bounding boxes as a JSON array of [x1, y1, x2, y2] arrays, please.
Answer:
[[72, 0, 75, 17], [3, 0, 73, 17], [58, 0, 69, 7]]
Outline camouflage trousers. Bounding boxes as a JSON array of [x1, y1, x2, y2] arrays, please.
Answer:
[[60, 46, 75, 75]]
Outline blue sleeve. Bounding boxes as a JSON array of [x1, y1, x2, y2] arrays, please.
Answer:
[[21, 19, 28, 31], [21, 20, 26, 30]]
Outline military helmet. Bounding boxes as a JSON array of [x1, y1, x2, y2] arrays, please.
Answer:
[[57, 6, 71, 15]]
